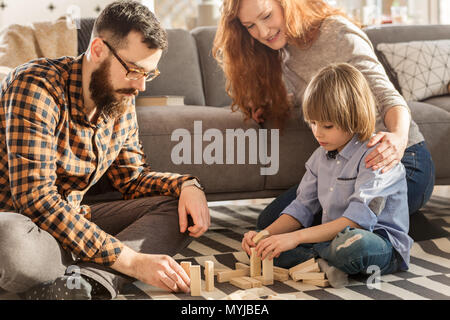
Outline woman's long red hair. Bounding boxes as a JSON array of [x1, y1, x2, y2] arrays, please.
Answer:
[[212, 0, 352, 129]]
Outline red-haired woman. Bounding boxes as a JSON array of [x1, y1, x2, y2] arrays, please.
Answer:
[[213, 0, 435, 227]]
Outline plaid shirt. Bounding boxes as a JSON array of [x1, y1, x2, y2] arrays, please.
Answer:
[[0, 55, 193, 266]]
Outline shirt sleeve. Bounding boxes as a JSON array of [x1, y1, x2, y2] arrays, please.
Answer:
[[281, 150, 322, 228], [5, 76, 123, 266], [106, 109, 195, 200], [342, 149, 406, 231]]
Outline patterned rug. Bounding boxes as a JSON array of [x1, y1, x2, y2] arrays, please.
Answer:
[[1, 195, 449, 300]]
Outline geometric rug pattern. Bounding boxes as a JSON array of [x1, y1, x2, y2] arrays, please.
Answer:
[[1, 195, 449, 300]]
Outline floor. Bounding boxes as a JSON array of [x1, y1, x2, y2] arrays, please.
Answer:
[[209, 185, 450, 207]]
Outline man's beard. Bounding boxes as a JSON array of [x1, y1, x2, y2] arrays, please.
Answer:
[[89, 58, 138, 120]]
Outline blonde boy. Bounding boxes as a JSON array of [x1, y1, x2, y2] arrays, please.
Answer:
[[242, 63, 413, 286]]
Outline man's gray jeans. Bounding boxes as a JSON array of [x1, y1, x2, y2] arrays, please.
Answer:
[[0, 196, 193, 299]]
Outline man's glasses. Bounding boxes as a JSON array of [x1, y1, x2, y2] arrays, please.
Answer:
[[102, 40, 160, 82]]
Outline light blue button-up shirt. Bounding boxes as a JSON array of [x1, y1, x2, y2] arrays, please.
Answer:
[[282, 135, 413, 270]]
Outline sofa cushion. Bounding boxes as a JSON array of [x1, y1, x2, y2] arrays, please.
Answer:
[[144, 29, 205, 106], [422, 95, 450, 113], [191, 27, 231, 107], [77, 18, 96, 55], [364, 24, 450, 94], [376, 40, 450, 101], [135, 105, 265, 194], [263, 108, 318, 190], [408, 101, 450, 182]]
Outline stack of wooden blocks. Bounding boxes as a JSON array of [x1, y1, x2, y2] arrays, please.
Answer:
[[183, 230, 330, 298]]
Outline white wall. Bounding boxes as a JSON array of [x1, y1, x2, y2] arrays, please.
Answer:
[[0, 0, 155, 30]]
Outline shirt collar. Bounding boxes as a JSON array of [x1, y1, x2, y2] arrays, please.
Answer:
[[68, 54, 86, 122], [68, 53, 108, 128], [337, 135, 362, 160]]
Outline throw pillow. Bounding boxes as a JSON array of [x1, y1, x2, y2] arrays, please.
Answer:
[[377, 40, 450, 101]]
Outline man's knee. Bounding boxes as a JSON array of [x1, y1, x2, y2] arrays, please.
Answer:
[[0, 212, 68, 293], [0, 212, 35, 259]]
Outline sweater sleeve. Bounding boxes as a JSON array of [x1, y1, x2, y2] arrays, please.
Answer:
[[328, 17, 410, 120]]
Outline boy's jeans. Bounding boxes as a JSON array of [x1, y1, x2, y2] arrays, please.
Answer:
[[274, 226, 399, 276]]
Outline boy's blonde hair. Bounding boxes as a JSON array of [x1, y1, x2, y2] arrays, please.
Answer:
[[302, 63, 376, 142]]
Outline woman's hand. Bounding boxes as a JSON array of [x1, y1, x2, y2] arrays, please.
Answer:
[[255, 232, 301, 260], [365, 131, 407, 173], [251, 107, 265, 124]]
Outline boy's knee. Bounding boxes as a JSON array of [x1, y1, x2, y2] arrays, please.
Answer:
[[331, 227, 372, 259]]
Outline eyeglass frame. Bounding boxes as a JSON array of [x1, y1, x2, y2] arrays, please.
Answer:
[[101, 39, 160, 82]]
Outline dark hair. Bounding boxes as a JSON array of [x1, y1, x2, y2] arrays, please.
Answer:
[[93, 0, 167, 50]]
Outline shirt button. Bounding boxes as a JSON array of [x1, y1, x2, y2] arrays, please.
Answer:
[[330, 187, 334, 191], [337, 161, 340, 164]]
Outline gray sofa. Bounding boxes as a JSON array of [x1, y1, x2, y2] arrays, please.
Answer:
[[77, 20, 449, 203]]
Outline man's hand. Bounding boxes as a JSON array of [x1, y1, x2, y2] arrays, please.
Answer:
[[178, 186, 210, 238], [111, 246, 190, 293], [134, 253, 190, 293], [365, 131, 407, 173]]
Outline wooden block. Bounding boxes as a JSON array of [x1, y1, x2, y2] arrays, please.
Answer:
[[273, 266, 289, 275], [262, 258, 274, 285], [241, 276, 262, 288], [303, 279, 330, 287], [267, 294, 297, 300], [229, 277, 252, 290], [288, 258, 316, 275], [254, 275, 273, 286], [204, 261, 214, 292], [227, 291, 245, 300], [217, 269, 249, 283], [301, 262, 320, 273], [240, 292, 262, 300], [252, 230, 270, 244], [190, 265, 202, 296], [235, 262, 250, 271], [214, 268, 227, 275], [291, 271, 326, 281], [250, 248, 261, 277], [180, 261, 191, 277], [273, 271, 289, 282]]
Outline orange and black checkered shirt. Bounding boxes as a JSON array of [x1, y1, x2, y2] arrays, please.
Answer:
[[0, 55, 193, 266]]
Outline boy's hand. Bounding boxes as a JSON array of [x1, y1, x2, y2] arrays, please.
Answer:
[[241, 230, 258, 255], [256, 232, 301, 260]]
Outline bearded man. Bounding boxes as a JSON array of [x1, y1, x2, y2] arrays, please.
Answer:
[[0, 0, 210, 300]]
